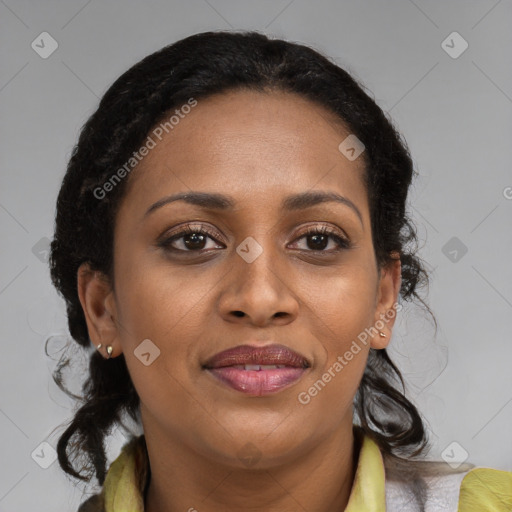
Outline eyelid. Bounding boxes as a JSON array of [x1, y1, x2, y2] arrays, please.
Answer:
[[160, 223, 224, 243], [293, 223, 349, 241]]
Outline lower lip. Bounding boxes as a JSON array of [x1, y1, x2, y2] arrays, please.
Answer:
[[205, 367, 307, 396]]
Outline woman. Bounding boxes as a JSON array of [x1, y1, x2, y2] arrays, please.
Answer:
[[48, 30, 511, 511]]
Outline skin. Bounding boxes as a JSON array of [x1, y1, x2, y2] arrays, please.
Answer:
[[77, 89, 401, 512]]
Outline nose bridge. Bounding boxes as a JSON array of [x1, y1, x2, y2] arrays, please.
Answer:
[[235, 231, 285, 293], [218, 230, 299, 324]]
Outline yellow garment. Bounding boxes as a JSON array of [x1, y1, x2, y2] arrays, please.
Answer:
[[97, 431, 512, 511], [457, 467, 512, 511], [102, 436, 147, 511], [344, 427, 385, 510]]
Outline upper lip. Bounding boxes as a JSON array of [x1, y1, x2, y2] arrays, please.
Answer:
[[203, 344, 311, 369]]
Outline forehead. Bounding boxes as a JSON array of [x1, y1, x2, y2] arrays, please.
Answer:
[[120, 89, 368, 218]]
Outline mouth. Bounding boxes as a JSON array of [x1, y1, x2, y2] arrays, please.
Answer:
[[202, 344, 311, 396]]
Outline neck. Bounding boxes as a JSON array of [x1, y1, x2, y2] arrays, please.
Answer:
[[144, 420, 360, 512]]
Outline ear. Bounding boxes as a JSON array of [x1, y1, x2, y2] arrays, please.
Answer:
[[77, 262, 120, 357], [370, 254, 402, 350]]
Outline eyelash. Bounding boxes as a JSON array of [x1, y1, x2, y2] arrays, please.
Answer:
[[158, 224, 351, 254]]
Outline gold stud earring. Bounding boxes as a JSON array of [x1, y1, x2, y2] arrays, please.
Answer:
[[379, 332, 387, 338], [96, 343, 113, 359]]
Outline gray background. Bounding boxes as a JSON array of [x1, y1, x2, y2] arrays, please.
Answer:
[[1, 0, 511, 510]]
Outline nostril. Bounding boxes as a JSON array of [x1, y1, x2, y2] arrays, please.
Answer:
[[232, 311, 245, 317]]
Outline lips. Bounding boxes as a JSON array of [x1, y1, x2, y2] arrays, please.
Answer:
[[203, 344, 310, 370], [203, 344, 310, 396]]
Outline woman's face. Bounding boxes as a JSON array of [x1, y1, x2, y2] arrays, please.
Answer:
[[79, 89, 400, 468]]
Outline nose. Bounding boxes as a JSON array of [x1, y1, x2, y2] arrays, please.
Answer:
[[217, 247, 299, 327]]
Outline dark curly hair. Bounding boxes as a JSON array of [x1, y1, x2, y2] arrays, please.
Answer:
[[48, 30, 463, 502]]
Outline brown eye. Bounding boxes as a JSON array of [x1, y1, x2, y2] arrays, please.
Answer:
[[290, 226, 351, 252], [158, 225, 224, 252]]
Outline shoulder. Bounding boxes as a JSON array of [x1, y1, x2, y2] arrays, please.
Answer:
[[385, 465, 512, 512], [386, 467, 468, 511], [76, 434, 147, 512], [382, 451, 512, 512], [457, 467, 512, 511]]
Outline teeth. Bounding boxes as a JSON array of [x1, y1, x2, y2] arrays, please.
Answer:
[[224, 364, 290, 370], [242, 364, 287, 370]]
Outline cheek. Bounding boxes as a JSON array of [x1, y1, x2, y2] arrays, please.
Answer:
[[125, 354, 209, 445], [113, 257, 212, 401], [295, 334, 368, 442], [300, 262, 377, 343], [113, 251, 209, 345], [115, 266, 208, 424], [299, 263, 375, 403]]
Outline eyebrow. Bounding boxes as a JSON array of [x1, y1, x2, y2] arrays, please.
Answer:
[[143, 190, 363, 227]]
